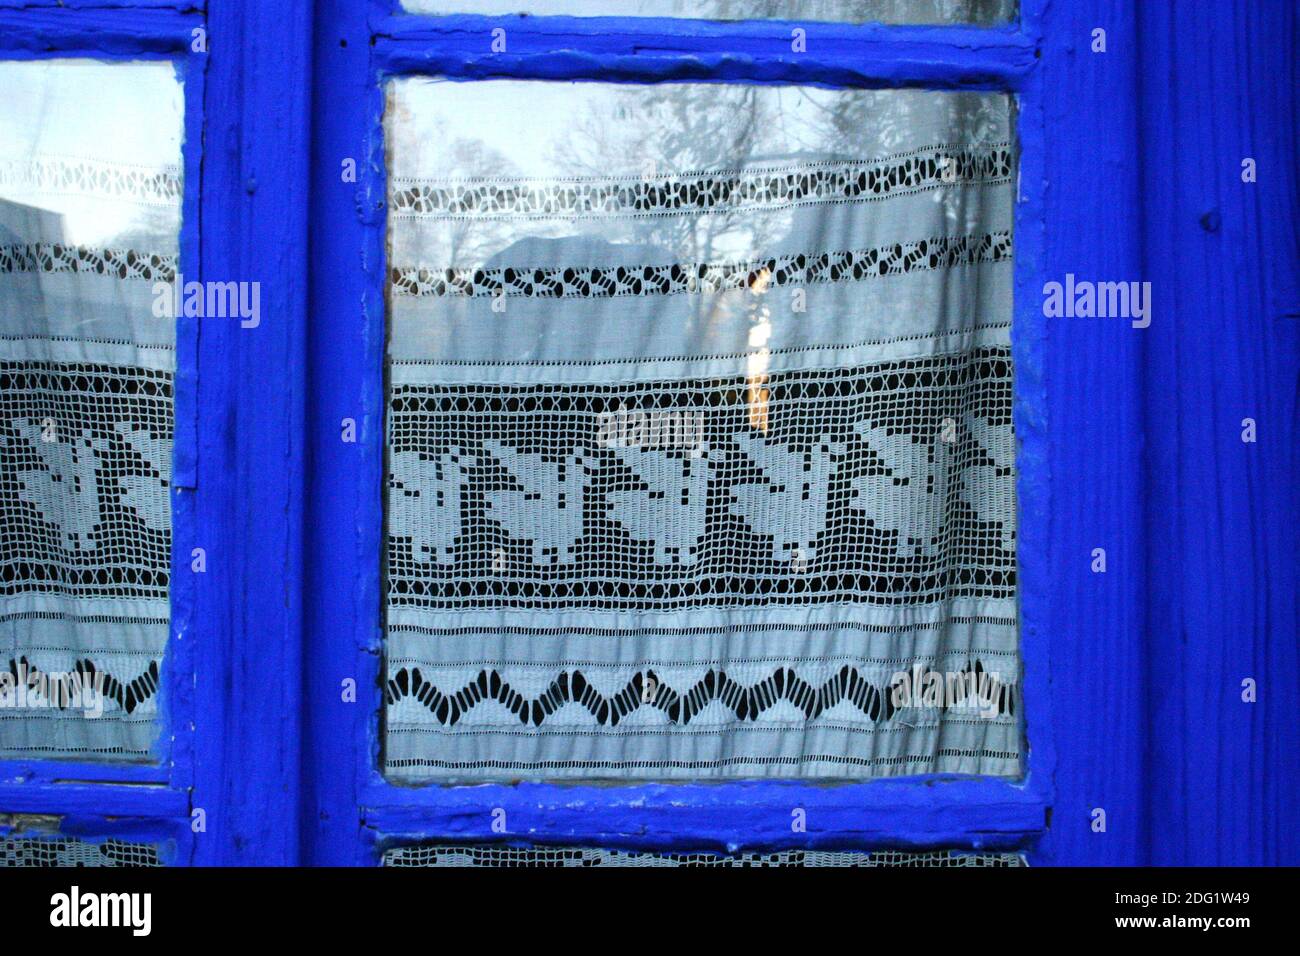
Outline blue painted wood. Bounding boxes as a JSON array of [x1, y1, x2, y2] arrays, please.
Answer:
[[187, 0, 313, 866], [304, 0, 389, 867], [3, 0, 1295, 866], [0, 783, 188, 818], [373, 16, 1035, 90], [0, 1, 197, 8], [1027, 0, 1148, 866], [0, 8, 200, 51], [362, 778, 1046, 854], [1137, 0, 1300, 867]]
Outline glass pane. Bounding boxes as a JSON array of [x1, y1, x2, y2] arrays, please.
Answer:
[[384, 79, 1018, 783], [385, 845, 1026, 866], [0, 835, 162, 867], [400, 0, 1016, 25], [0, 60, 183, 761]]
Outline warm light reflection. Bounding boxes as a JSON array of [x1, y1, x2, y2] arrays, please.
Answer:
[[746, 267, 772, 433]]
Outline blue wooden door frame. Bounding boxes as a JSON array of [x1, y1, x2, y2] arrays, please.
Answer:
[[0, 0, 1295, 867]]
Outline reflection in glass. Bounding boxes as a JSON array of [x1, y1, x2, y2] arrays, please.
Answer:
[[0, 61, 183, 761], [383, 79, 1019, 784], [401, 0, 1015, 25]]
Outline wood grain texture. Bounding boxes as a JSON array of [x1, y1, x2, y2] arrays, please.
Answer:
[[189, 0, 313, 866], [1137, 0, 1300, 866], [303, 0, 389, 867], [1028, 0, 1148, 865]]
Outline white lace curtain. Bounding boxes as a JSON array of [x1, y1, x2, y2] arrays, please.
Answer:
[[400, 0, 1017, 25], [383, 80, 1020, 781], [0, 61, 182, 760]]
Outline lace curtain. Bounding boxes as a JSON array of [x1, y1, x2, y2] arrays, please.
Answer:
[[399, 1, 1017, 25], [383, 80, 1020, 781], [0, 61, 182, 760]]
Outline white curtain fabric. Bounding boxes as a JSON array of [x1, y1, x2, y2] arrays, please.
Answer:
[[0, 61, 182, 760], [384, 80, 1019, 782]]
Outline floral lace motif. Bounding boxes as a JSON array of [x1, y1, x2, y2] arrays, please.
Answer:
[[391, 144, 1012, 220], [391, 232, 1011, 299], [0, 243, 176, 283]]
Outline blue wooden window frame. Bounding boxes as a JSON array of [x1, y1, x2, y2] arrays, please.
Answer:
[[307, 0, 1058, 866], [0, 0, 312, 866], [2, 0, 1293, 867]]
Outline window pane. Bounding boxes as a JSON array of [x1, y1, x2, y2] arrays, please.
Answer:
[[384, 79, 1018, 782], [0, 835, 162, 867], [0, 61, 182, 761], [400, 0, 1016, 25], [385, 845, 1026, 866]]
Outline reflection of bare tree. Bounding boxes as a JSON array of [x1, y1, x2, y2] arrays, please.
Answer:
[[437, 138, 523, 266], [386, 85, 525, 267], [553, 84, 1009, 263], [559, 84, 778, 268], [546, 82, 1010, 333], [111, 202, 180, 255]]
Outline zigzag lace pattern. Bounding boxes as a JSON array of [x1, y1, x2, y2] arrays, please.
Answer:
[[391, 232, 1011, 299], [386, 346, 1014, 610], [390, 144, 1012, 220], [0, 243, 177, 283], [385, 659, 1016, 727], [384, 845, 1025, 867], [3, 657, 161, 714], [0, 837, 161, 867], [0, 362, 173, 601], [0, 155, 181, 205]]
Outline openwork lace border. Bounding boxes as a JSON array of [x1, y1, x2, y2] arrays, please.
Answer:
[[0, 243, 177, 283], [383, 844, 1025, 867], [1, 361, 173, 601], [386, 659, 1016, 728], [391, 232, 1011, 300], [385, 750, 1022, 773], [2, 656, 161, 714], [390, 143, 1013, 220], [0, 837, 162, 867], [0, 155, 181, 205], [386, 347, 1014, 610]]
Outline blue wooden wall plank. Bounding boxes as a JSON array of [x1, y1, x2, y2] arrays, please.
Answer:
[[188, 0, 313, 866], [1137, 0, 1300, 866], [0, 782, 188, 818], [1028, 0, 1147, 866], [0, 1, 199, 8], [1003, 5, 1055, 854]]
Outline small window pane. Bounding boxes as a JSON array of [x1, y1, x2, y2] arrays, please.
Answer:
[[0, 835, 163, 867], [400, 0, 1016, 25], [0, 61, 183, 761], [384, 79, 1018, 783], [385, 845, 1027, 867]]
